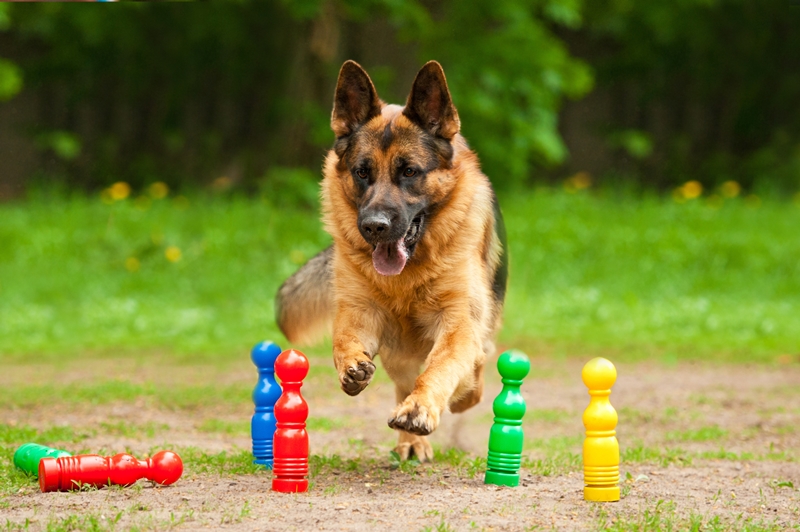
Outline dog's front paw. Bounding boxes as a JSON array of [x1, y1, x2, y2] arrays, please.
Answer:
[[387, 395, 440, 436], [339, 355, 375, 396]]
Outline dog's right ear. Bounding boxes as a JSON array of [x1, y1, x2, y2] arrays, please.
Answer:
[[331, 61, 382, 138]]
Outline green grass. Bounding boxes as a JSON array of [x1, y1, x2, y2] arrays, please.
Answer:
[[0, 187, 798, 361], [197, 416, 346, 435], [666, 426, 728, 442], [593, 500, 795, 532], [0, 381, 251, 409]]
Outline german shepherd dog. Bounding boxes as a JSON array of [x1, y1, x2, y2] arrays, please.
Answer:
[[276, 60, 507, 461]]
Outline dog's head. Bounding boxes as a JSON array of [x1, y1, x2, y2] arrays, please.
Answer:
[[326, 60, 461, 276]]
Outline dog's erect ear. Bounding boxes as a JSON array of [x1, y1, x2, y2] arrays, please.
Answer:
[[403, 61, 460, 140], [331, 61, 382, 138]]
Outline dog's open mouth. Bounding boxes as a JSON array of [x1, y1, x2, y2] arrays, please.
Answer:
[[372, 214, 424, 276]]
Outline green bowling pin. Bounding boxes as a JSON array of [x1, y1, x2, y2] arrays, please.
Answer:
[[14, 443, 72, 478], [484, 350, 530, 487]]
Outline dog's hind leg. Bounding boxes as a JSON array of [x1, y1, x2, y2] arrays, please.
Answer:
[[392, 384, 434, 462], [275, 246, 334, 346]]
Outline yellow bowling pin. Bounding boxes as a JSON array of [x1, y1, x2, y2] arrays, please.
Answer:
[[582, 357, 620, 502]]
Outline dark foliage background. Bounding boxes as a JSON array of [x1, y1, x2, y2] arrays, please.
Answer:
[[0, 0, 798, 197]]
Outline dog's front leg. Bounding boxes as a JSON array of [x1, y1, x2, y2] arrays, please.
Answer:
[[332, 302, 381, 396], [388, 312, 481, 436]]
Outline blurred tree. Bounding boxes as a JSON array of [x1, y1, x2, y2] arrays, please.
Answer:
[[1, 0, 592, 193], [582, 0, 800, 190], [291, 0, 594, 187], [0, 0, 798, 195], [0, 4, 22, 102]]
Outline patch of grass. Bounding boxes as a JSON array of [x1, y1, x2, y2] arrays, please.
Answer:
[[622, 445, 693, 467], [308, 454, 368, 477], [420, 519, 456, 532], [99, 421, 169, 439], [689, 393, 714, 406], [0, 458, 35, 497], [698, 449, 755, 461], [197, 419, 248, 435], [433, 447, 470, 467], [768, 479, 795, 490], [0, 381, 250, 409], [194, 416, 346, 442], [522, 452, 581, 476], [179, 447, 262, 476], [618, 407, 656, 425], [524, 408, 573, 423], [3, 518, 31, 532], [306, 416, 347, 433], [0, 189, 798, 360], [622, 443, 794, 466], [525, 434, 582, 453], [666, 425, 728, 442], [433, 448, 486, 478], [39, 512, 123, 532], [0, 424, 87, 445], [593, 499, 793, 531], [388, 450, 421, 474], [503, 190, 800, 363], [219, 501, 252, 525]]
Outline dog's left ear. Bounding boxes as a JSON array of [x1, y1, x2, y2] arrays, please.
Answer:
[[403, 61, 460, 140]]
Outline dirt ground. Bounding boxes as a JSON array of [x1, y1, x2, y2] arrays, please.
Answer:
[[2, 355, 799, 531]]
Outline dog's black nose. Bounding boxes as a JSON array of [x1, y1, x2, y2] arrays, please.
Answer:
[[360, 214, 390, 237]]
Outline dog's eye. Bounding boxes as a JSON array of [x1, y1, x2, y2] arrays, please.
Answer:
[[403, 168, 416, 178], [355, 169, 368, 179]]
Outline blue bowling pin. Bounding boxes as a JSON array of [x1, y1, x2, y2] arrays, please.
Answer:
[[251, 341, 282, 467]]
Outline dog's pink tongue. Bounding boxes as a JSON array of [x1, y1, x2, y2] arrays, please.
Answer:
[[372, 240, 408, 276]]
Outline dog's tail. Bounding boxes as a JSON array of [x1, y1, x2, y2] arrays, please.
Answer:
[[275, 245, 334, 346]]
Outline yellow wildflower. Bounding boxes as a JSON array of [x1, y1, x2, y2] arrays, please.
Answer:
[[125, 257, 140, 272], [165, 246, 182, 262], [564, 171, 592, 193], [720, 181, 741, 198], [148, 182, 170, 199], [681, 181, 703, 199], [109, 182, 131, 201]]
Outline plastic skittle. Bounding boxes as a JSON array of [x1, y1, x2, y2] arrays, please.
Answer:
[[251, 341, 283, 467], [272, 348, 309, 493], [14, 443, 72, 478], [39, 450, 183, 492], [582, 357, 620, 502], [484, 350, 530, 487]]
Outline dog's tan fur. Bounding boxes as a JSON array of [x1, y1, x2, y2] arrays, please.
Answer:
[[276, 60, 507, 461]]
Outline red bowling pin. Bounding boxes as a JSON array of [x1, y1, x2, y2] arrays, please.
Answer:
[[39, 450, 183, 492], [272, 348, 309, 493]]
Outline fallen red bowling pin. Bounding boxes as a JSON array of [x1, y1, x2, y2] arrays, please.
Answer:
[[39, 450, 183, 492]]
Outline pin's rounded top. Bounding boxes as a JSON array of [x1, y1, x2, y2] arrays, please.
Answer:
[[582, 357, 617, 390], [275, 349, 309, 381], [149, 450, 183, 485], [497, 350, 530, 380], [251, 341, 282, 367]]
